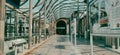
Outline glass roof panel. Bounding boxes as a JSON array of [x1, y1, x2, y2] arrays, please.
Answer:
[[50, 0, 86, 18], [18, 0, 87, 20]]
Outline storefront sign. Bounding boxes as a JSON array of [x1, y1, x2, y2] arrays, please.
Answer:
[[100, 19, 108, 24]]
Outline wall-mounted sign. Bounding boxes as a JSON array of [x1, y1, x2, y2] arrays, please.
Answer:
[[100, 19, 108, 22], [57, 27, 65, 29]]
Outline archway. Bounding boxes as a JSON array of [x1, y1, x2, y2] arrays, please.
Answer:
[[56, 20, 66, 35]]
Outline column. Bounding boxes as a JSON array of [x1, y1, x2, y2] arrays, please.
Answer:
[[24, 16, 26, 36], [39, 13, 41, 42], [44, 0, 46, 38], [98, 0, 101, 23], [15, 13, 19, 37], [90, 35, 93, 55], [32, 20, 34, 34], [37, 21, 39, 43], [78, 19, 81, 38], [117, 37, 119, 49], [33, 21, 35, 34], [35, 21, 37, 44], [28, 0, 33, 49], [15, 46, 18, 55], [51, 15, 54, 35], [112, 38, 115, 48], [67, 24, 69, 35], [115, 37, 119, 49], [50, 16, 52, 36], [86, 0, 90, 39], [0, 0, 5, 55], [70, 19, 72, 43], [33, 21, 35, 45], [74, 18, 77, 46], [72, 12, 77, 46], [89, 0, 93, 55]]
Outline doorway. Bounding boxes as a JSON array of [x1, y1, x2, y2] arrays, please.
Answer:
[[56, 21, 66, 35]]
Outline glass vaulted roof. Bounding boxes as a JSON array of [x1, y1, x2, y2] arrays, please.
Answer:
[[19, 0, 87, 22]]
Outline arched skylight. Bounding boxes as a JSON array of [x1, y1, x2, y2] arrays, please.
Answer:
[[19, 0, 87, 22]]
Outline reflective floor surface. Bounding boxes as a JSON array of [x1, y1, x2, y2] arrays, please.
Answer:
[[26, 35, 120, 55]]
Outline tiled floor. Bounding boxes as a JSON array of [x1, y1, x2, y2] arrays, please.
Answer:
[[28, 35, 78, 55], [76, 37, 120, 55], [27, 35, 120, 55]]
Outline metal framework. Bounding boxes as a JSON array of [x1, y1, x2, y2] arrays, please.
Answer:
[[19, 0, 87, 21]]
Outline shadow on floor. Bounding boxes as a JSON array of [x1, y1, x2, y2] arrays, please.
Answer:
[[55, 45, 65, 49]]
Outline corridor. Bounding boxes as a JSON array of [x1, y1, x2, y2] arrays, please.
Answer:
[[1, 0, 120, 55], [26, 35, 120, 55], [26, 35, 78, 55]]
